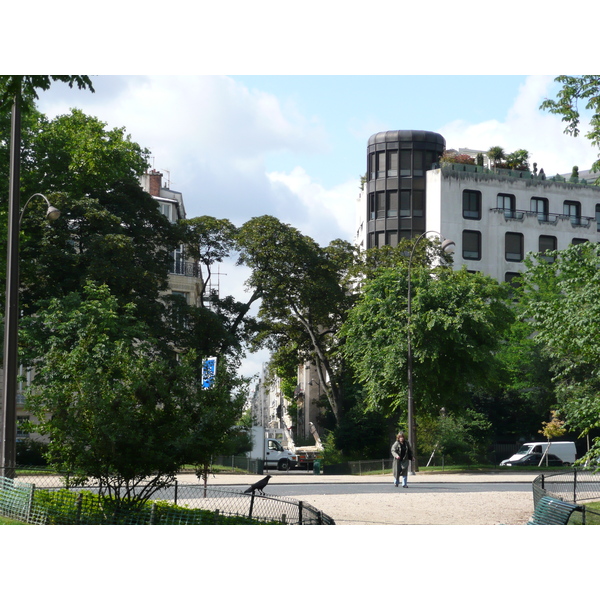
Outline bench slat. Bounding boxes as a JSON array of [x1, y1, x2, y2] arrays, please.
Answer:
[[528, 496, 581, 525]]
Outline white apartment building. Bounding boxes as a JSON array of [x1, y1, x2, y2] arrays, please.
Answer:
[[356, 130, 600, 282], [427, 164, 600, 281]]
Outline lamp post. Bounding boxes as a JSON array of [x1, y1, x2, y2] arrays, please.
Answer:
[[406, 230, 455, 475], [1, 186, 60, 478]]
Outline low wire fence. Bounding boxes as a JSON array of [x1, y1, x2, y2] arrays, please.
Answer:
[[532, 468, 600, 524], [0, 472, 334, 525]]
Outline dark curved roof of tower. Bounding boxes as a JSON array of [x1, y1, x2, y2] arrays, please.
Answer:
[[367, 130, 446, 147]]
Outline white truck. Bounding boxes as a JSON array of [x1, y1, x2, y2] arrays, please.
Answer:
[[287, 422, 324, 470], [500, 441, 577, 466], [247, 426, 298, 471]]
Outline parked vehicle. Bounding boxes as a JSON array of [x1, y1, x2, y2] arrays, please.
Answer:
[[289, 422, 324, 470], [500, 441, 576, 466], [247, 426, 297, 471], [502, 453, 564, 467]]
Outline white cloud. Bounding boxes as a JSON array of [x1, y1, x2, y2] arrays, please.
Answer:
[[267, 167, 358, 245], [439, 75, 598, 175]]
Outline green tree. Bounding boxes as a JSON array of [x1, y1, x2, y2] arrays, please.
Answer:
[[24, 282, 246, 507], [419, 408, 492, 464], [487, 146, 506, 168], [505, 149, 530, 171], [236, 215, 358, 424], [517, 241, 600, 462], [470, 316, 556, 442], [342, 266, 514, 429], [0, 75, 94, 108], [540, 75, 600, 175], [2, 108, 183, 357]]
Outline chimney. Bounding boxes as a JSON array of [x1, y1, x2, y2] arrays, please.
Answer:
[[148, 170, 162, 197]]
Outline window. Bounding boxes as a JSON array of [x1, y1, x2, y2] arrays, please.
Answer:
[[505, 272, 521, 285], [498, 193, 516, 218], [400, 190, 411, 217], [463, 190, 481, 219], [539, 235, 557, 262], [368, 193, 375, 220], [505, 232, 524, 262], [596, 203, 600, 231], [159, 202, 172, 221], [376, 191, 385, 219], [530, 197, 549, 221], [572, 238, 587, 245], [400, 150, 411, 176], [369, 153, 376, 180], [386, 231, 398, 247], [462, 230, 481, 260], [171, 245, 185, 274], [387, 190, 398, 217], [376, 152, 386, 178], [564, 200, 581, 225], [387, 150, 398, 177], [413, 190, 424, 217], [413, 151, 424, 176]]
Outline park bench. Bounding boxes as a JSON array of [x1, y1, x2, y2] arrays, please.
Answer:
[[528, 495, 582, 525]]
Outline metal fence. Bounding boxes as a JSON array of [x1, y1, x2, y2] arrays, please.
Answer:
[[532, 468, 600, 524], [532, 468, 600, 506], [0, 472, 335, 525]]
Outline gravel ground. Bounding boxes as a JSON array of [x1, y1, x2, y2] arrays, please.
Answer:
[[292, 490, 534, 525], [197, 471, 537, 525]]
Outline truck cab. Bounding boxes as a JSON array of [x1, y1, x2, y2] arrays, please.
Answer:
[[265, 438, 296, 471]]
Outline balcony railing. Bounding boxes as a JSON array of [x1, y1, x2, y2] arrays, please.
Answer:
[[490, 208, 594, 228], [169, 261, 200, 277]]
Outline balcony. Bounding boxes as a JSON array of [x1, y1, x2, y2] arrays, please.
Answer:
[[490, 208, 594, 228], [169, 261, 200, 277]]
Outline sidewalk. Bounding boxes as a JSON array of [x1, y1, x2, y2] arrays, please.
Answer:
[[177, 469, 541, 486]]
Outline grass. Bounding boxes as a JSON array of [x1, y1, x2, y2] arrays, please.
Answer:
[[0, 515, 28, 525], [569, 501, 600, 525]]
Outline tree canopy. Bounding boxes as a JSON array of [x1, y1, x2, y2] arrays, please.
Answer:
[[342, 265, 514, 422], [236, 215, 358, 423], [540, 75, 600, 175], [24, 282, 247, 505], [517, 241, 600, 462]]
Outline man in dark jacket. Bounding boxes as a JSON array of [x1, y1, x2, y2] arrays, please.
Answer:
[[391, 432, 413, 488]]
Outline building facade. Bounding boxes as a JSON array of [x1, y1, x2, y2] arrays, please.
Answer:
[[140, 169, 205, 307], [357, 130, 600, 280], [364, 130, 446, 249]]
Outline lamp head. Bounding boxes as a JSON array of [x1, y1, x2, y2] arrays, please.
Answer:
[[441, 239, 455, 254], [46, 205, 61, 221]]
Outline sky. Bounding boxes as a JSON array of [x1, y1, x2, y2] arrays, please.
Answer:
[[33, 74, 599, 379]]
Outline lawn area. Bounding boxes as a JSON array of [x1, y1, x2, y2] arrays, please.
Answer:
[[0, 516, 28, 525], [569, 501, 600, 525]]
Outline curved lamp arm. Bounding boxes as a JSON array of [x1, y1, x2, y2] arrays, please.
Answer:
[[19, 193, 61, 226]]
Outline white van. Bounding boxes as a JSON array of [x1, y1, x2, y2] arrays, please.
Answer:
[[500, 441, 577, 466]]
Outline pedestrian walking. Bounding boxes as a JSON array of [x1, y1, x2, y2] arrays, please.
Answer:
[[391, 432, 413, 488]]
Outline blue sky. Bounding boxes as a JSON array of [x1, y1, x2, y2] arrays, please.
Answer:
[[33, 74, 599, 380], [37, 75, 598, 246]]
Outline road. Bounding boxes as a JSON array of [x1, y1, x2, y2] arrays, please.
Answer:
[[236, 480, 532, 496]]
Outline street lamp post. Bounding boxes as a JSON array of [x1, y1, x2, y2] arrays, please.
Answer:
[[1, 126, 60, 482], [1, 191, 60, 478], [406, 230, 455, 475]]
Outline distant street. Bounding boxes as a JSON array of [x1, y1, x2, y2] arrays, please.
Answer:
[[219, 480, 532, 497]]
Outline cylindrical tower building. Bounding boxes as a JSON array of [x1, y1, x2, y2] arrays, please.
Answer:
[[366, 130, 446, 248]]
